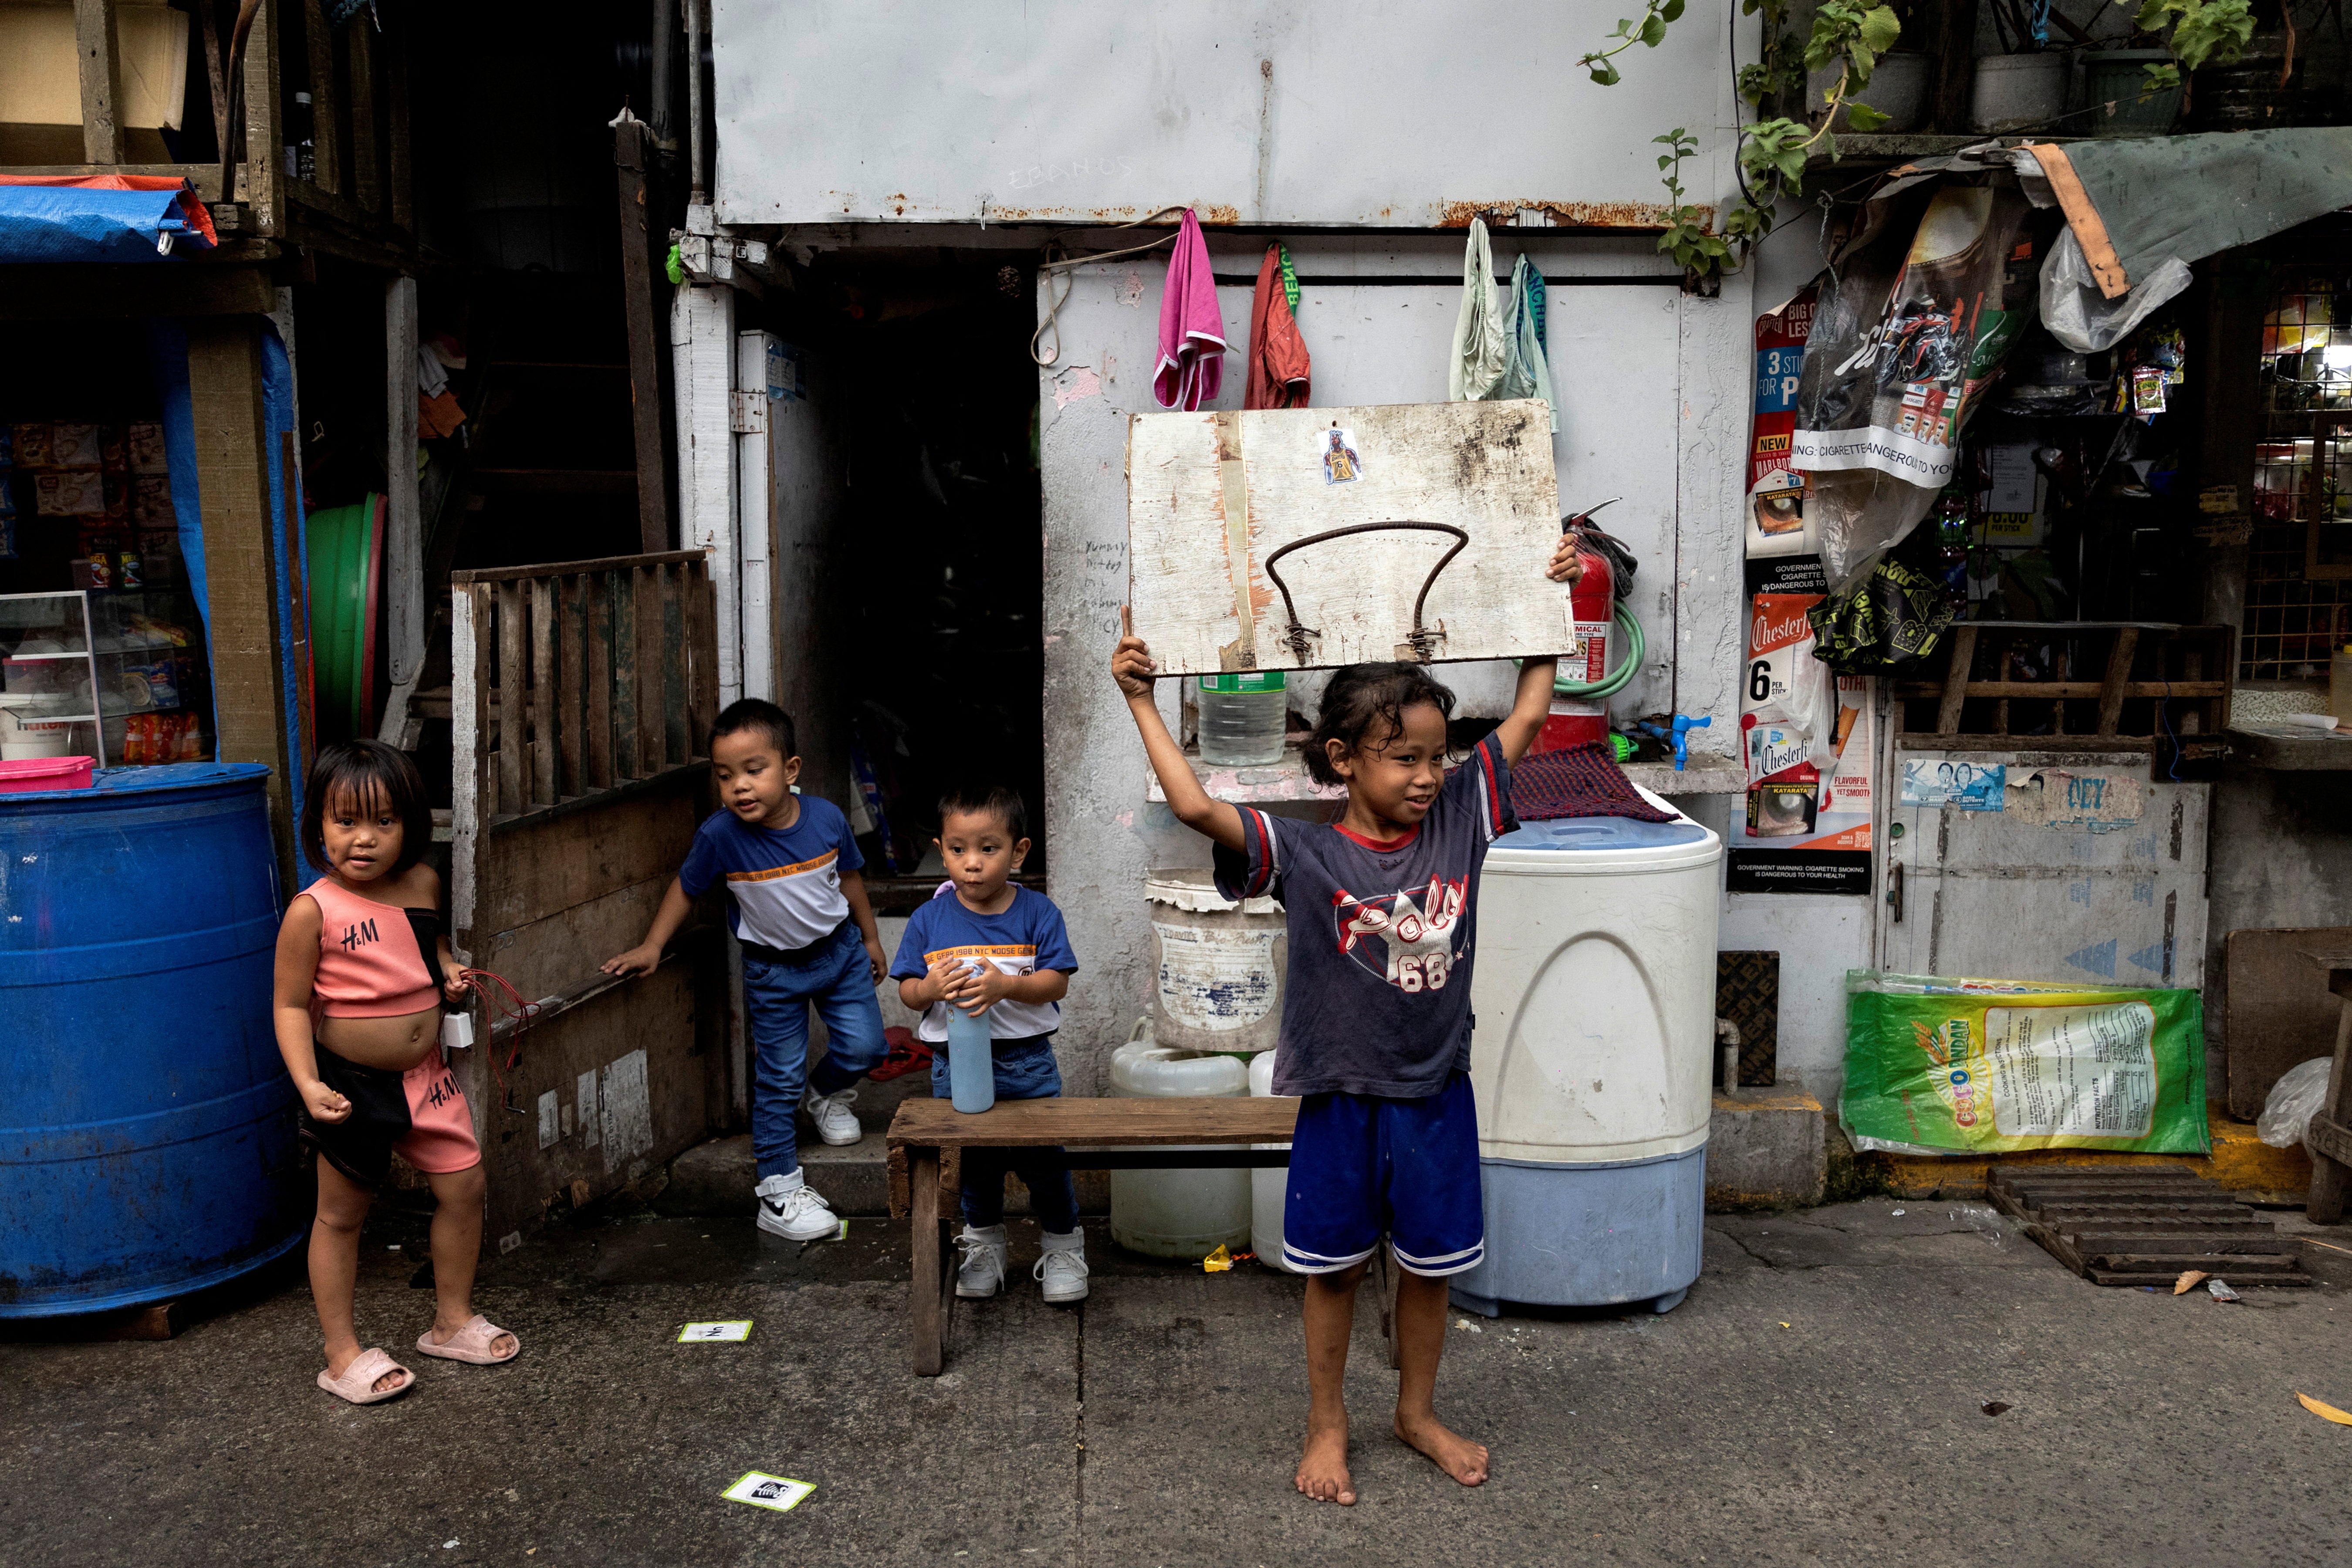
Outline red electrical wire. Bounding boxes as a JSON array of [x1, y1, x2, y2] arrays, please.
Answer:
[[455, 967, 540, 1112]]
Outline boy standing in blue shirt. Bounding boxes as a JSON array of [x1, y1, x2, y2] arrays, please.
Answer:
[[890, 784, 1086, 1303], [603, 699, 890, 1241]]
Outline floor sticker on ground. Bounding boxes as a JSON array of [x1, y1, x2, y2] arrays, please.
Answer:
[[722, 1472, 814, 1513], [678, 1320, 754, 1343]]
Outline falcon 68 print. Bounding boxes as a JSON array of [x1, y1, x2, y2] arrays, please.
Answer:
[[1335, 875, 1467, 993]]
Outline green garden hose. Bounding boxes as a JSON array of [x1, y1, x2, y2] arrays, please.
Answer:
[[1553, 602, 1645, 699]]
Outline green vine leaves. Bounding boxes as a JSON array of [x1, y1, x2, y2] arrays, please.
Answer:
[[1598, 0, 1900, 281], [2124, 0, 2256, 96], [1579, 0, 1688, 85]]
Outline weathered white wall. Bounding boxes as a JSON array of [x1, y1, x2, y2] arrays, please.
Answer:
[[1039, 233, 1750, 1089], [713, 0, 1740, 230]]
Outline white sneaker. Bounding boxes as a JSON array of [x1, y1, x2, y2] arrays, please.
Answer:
[[801, 1087, 863, 1146], [1034, 1230, 1089, 1304], [754, 1170, 839, 1241], [955, 1223, 1008, 1299]]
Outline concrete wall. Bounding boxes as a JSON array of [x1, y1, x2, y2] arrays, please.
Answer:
[[713, 1, 1744, 229], [1038, 233, 1752, 1091]]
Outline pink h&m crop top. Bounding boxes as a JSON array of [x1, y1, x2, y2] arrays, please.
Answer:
[[303, 876, 444, 1018]]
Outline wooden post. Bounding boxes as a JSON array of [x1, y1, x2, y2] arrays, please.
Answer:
[[2095, 627, 2140, 735], [616, 118, 673, 553], [530, 577, 557, 808], [557, 575, 585, 798], [74, 0, 123, 164], [298, 0, 341, 194], [497, 581, 526, 816], [1935, 624, 1979, 735], [909, 1148, 945, 1375], [450, 582, 492, 956], [199, 0, 230, 169], [281, 430, 317, 776], [186, 318, 297, 887], [345, 12, 381, 213], [240, 0, 283, 230], [383, 277, 423, 696], [634, 564, 664, 772], [383, 5, 412, 231], [586, 571, 614, 789]]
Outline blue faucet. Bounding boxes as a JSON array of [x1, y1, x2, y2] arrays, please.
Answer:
[[1636, 714, 1712, 771]]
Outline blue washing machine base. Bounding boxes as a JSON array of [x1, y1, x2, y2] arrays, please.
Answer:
[[1449, 1143, 1707, 1318]]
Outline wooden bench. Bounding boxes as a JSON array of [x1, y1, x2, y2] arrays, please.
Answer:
[[887, 1097, 1301, 1375]]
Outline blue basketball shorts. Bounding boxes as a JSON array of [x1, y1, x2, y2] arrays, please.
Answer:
[[1281, 1071, 1485, 1278]]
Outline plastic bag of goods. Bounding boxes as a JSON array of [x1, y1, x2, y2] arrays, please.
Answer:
[[2256, 1057, 2333, 1154], [1840, 970, 2209, 1156]]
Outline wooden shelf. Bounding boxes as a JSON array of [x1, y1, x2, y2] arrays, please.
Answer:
[[1804, 132, 2077, 172], [1145, 742, 1747, 805]]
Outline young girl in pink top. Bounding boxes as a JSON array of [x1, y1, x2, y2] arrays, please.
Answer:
[[272, 740, 519, 1404]]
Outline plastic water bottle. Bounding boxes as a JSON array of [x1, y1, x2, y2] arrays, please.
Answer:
[[1196, 672, 1286, 766], [946, 962, 995, 1114]]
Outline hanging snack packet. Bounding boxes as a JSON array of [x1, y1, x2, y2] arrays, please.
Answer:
[[1841, 970, 2209, 1156]]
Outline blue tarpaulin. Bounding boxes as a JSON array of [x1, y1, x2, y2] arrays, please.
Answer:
[[0, 186, 213, 264]]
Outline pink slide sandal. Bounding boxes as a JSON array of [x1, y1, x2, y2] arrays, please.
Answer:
[[318, 1347, 413, 1405], [415, 1314, 520, 1365]]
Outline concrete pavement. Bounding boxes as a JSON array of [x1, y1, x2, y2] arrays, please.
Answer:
[[6, 1196, 2351, 1567]]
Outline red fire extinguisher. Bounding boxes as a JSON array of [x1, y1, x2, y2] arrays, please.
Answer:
[[1533, 498, 1624, 755]]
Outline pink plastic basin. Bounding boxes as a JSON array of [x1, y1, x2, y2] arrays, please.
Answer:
[[0, 756, 96, 792]]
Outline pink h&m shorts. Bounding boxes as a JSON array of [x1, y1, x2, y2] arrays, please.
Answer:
[[299, 1044, 481, 1187]]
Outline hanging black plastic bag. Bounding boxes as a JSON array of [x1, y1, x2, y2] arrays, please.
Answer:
[[1807, 555, 1956, 674]]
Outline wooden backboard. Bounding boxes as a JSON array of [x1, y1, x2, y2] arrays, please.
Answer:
[[1125, 399, 1566, 674]]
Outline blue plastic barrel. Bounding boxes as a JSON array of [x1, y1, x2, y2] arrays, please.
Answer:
[[0, 763, 305, 1316]]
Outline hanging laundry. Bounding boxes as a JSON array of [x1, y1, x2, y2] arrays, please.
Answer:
[[1153, 209, 1226, 412], [1242, 242, 1311, 410], [1449, 217, 1507, 401], [1490, 253, 1558, 432]]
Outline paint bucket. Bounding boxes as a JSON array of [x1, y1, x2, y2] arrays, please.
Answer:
[[0, 692, 78, 759], [1808, 51, 1928, 132], [1970, 52, 2066, 133], [2079, 50, 2182, 136], [1144, 869, 1285, 1055]]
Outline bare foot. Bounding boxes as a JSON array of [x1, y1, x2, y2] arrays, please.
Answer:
[[1395, 1409, 1489, 1487], [325, 1344, 407, 1395], [1295, 1416, 1356, 1505]]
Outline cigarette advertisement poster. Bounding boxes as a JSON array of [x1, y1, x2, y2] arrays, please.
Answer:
[[1727, 590, 1876, 896]]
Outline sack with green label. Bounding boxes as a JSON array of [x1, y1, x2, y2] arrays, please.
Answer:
[[1840, 970, 2209, 1156]]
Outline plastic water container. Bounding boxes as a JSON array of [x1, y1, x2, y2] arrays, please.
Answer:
[[946, 963, 995, 1113], [1108, 1024, 1251, 1259], [1247, 1049, 1297, 1272], [1196, 672, 1286, 767]]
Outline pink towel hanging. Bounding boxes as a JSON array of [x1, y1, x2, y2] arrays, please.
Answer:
[[1152, 210, 1227, 411]]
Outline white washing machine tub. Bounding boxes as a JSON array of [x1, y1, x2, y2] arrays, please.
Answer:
[[1452, 797, 1723, 1317]]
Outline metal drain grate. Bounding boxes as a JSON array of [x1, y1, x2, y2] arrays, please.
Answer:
[[1987, 1165, 2315, 1288]]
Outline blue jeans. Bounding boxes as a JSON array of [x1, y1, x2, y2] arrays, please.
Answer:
[[932, 1033, 1080, 1231], [745, 923, 889, 1179]]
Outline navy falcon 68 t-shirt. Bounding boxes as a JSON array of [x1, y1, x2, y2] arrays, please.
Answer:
[[1212, 731, 1517, 1100]]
